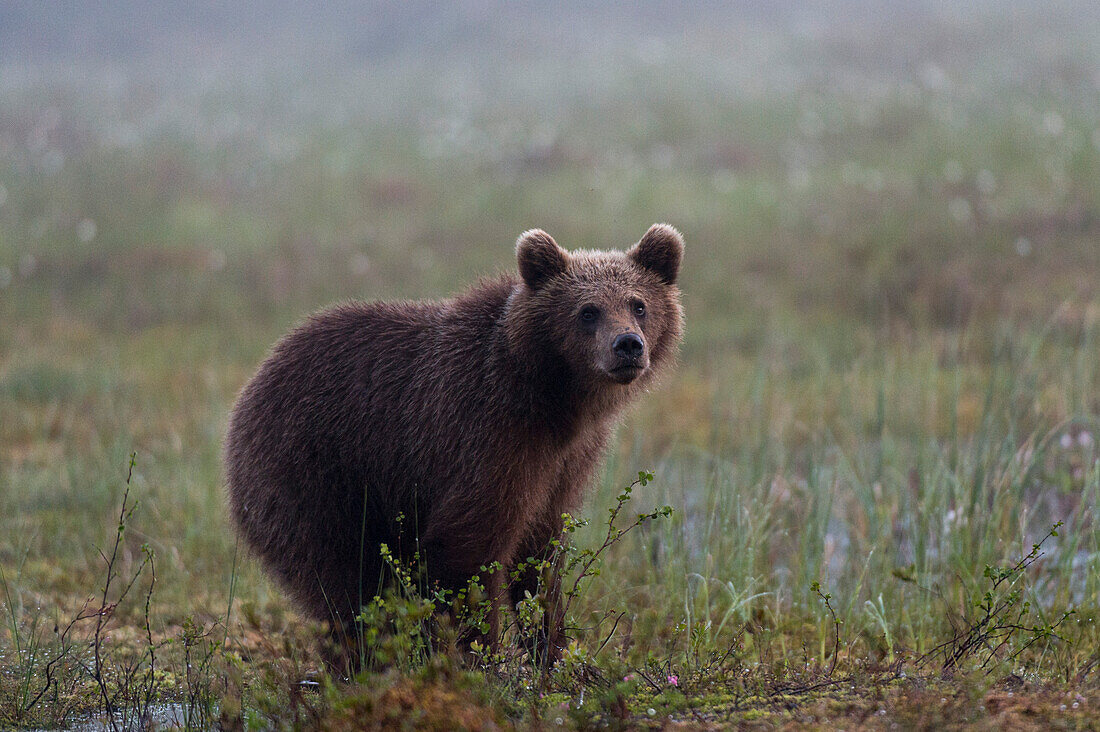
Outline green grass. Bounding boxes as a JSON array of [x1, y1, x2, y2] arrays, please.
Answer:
[[2, 4, 1099, 728]]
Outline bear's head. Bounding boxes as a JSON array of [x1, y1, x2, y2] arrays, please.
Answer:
[[508, 224, 684, 397]]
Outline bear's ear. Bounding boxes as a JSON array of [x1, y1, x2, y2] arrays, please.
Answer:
[[629, 223, 683, 285], [516, 229, 569, 289]]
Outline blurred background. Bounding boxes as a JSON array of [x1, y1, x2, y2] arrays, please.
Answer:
[[1, 1, 1098, 647]]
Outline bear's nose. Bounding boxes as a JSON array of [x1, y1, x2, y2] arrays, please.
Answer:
[[612, 333, 645, 360]]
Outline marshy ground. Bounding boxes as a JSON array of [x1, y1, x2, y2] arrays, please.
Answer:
[[1, 3, 1098, 729]]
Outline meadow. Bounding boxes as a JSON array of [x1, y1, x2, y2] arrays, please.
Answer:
[[1, 4, 1099, 728]]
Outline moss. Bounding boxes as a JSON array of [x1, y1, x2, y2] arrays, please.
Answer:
[[321, 661, 508, 732]]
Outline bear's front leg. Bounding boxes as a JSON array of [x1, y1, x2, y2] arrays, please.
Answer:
[[509, 517, 567, 666], [421, 528, 512, 660]]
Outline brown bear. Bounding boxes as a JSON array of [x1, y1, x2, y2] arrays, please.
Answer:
[[224, 224, 684, 658]]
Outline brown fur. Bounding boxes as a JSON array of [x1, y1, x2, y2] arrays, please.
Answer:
[[224, 224, 684, 654]]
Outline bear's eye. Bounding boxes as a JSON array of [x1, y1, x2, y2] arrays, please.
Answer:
[[579, 306, 600, 323], [633, 301, 647, 318]]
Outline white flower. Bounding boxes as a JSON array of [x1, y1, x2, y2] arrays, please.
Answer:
[[976, 169, 997, 195], [77, 218, 97, 243], [948, 197, 972, 224], [1042, 112, 1065, 136]]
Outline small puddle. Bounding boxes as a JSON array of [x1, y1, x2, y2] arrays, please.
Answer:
[[33, 703, 189, 732]]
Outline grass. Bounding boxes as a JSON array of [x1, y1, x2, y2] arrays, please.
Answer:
[[1, 3, 1099, 728]]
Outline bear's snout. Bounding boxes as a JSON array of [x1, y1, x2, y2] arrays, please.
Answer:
[[612, 332, 645, 361], [607, 332, 648, 383]]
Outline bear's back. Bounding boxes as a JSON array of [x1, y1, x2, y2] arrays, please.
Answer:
[[226, 278, 519, 503]]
